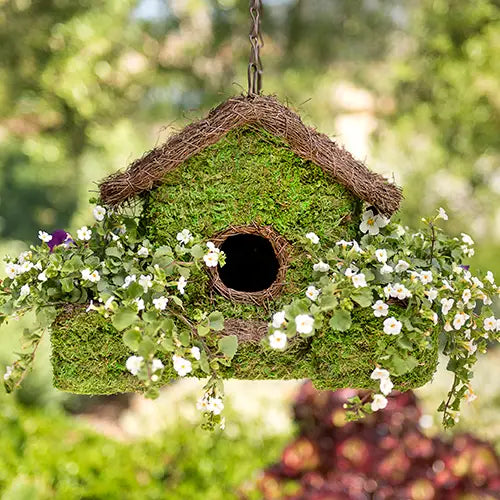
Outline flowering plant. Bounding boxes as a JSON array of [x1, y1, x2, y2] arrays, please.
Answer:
[[1, 203, 498, 430], [266, 208, 499, 428]]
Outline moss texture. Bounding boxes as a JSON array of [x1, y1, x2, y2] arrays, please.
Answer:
[[51, 127, 438, 394], [51, 307, 439, 395]]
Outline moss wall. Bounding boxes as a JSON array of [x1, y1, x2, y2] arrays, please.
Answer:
[[51, 307, 439, 395]]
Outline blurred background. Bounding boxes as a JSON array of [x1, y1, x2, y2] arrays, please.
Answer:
[[0, 0, 499, 498]]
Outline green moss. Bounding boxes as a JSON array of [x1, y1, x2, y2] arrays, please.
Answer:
[[51, 307, 438, 395], [140, 126, 362, 320], [50, 126, 438, 394]]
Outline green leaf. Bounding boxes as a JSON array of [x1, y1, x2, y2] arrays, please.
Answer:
[[123, 328, 141, 351], [197, 323, 210, 336], [208, 311, 224, 331], [218, 335, 238, 359], [112, 307, 138, 331], [199, 350, 210, 374], [329, 310, 352, 332], [351, 289, 373, 308], [318, 294, 338, 311], [390, 354, 418, 376], [36, 306, 57, 327], [138, 337, 156, 358], [179, 329, 190, 347], [105, 247, 123, 258], [60, 277, 74, 293], [190, 244, 204, 259]]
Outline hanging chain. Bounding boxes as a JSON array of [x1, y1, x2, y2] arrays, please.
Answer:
[[247, 0, 264, 95]]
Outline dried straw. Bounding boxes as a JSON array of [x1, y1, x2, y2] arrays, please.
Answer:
[[99, 95, 402, 216]]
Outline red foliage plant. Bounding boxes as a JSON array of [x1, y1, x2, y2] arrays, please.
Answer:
[[251, 383, 500, 500]]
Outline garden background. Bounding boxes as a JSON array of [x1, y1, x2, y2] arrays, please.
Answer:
[[0, 0, 499, 498]]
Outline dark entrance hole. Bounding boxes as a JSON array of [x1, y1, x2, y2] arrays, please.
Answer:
[[218, 234, 280, 292]]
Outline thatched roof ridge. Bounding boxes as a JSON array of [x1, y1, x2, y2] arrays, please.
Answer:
[[99, 95, 402, 215]]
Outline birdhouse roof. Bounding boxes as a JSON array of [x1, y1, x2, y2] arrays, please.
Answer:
[[99, 95, 402, 216]]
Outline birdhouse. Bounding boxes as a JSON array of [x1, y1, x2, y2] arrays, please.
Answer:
[[50, 96, 439, 395]]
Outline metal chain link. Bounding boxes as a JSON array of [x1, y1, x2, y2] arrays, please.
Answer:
[[247, 0, 264, 95]]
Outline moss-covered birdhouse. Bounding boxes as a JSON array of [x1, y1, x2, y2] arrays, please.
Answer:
[[50, 96, 437, 395]]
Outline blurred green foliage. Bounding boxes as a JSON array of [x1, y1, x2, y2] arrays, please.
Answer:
[[0, 391, 287, 499]]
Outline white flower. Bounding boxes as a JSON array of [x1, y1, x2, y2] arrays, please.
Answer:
[[153, 296, 168, 311], [336, 240, 352, 249], [462, 245, 474, 257], [425, 288, 438, 302], [269, 330, 287, 350], [394, 260, 410, 273], [190, 346, 201, 360], [464, 387, 477, 404], [138, 274, 153, 293], [272, 311, 286, 329], [437, 207, 448, 220], [390, 283, 411, 300], [177, 276, 187, 295], [313, 261, 330, 273], [208, 397, 224, 415], [151, 374, 159, 382], [19, 284, 30, 298], [295, 314, 314, 334], [444, 321, 453, 332], [151, 359, 164, 372], [17, 262, 33, 274], [383, 317, 402, 335], [3, 365, 13, 381], [440, 298, 454, 315], [38, 270, 47, 282], [203, 252, 219, 268], [93, 205, 106, 222], [372, 300, 389, 318], [126, 355, 143, 376], [176, 229, 193, 246], [465, 339, 477, 355], [38, 230, 52, 243], [462, 289, 472, 304], [380, 264, 393, 275], [81, 269, 91, 281], [453, 312, 469, 330], [137, 246, 149, 257], [420, 271, 433, 284], [359, 210, 389, 236], [461, 233, 474, 246], [442, 279, 455, 292], [5, 263, 19, 279], [432, 312, 438, 325], [172, 355, 192, 377], [375, 249, 387, 263], [371, 394, 388, 412], [88, 270, 100, 283], [17, 251, 32, 264], [380, 377, 394, 396], [351, 240, 363, 253], [484, 316, 497, 332], [123, 274, 136, 288], [345, 267, 357, 277], [305, 232, 320, 245], [408, 271, 420, 282], [196, 396, 211, 412], [305, 286, 320, 301], [485, 271, 495, 285], [77, 226, 92, 241], [352, 273, 367, 288], [471, 277, 484, 289], [383, 284, 393, 299], [134, 298, 145, 311], [370, 367, 390, 381]]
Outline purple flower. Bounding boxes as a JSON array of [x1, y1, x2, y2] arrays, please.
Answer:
[[460, 265, 470, 271], [48, 230, 74, 252]]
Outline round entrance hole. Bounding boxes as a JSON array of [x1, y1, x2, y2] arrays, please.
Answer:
[[218, 234, 280, 292]]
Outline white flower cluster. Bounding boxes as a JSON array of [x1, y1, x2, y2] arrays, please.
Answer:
[[3, 365, 13, 381], [370, 367, 394, 411], [196, 394, 224, 415]]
